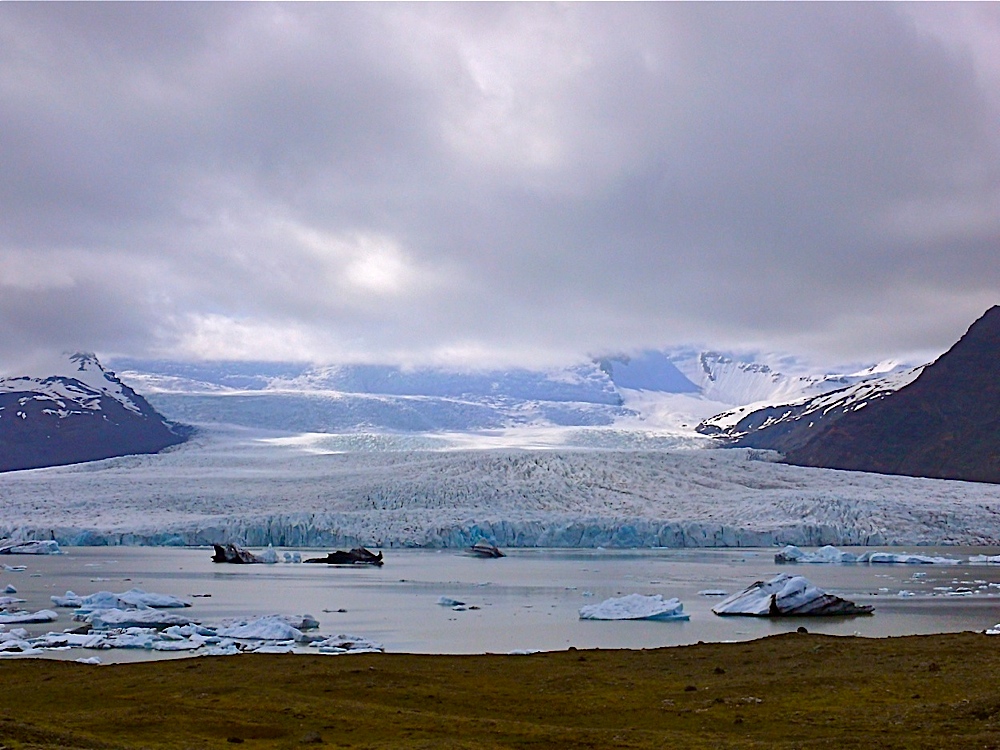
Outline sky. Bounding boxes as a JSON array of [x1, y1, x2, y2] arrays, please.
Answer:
[[1, 3, 998, 373]]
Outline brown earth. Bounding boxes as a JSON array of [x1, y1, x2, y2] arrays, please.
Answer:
[[2, 631, 999, 749]]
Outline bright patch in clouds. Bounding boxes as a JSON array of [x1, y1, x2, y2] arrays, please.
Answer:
[[0, 4, 997, 367]]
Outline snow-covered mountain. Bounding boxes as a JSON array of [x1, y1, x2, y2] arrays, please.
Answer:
[[699, 306, 1000, 484], [697, 364, 925, 444], [110, 359, 639, 439], [108, 350, 913, 447], [665, 348, 913, 406], [0, 353, 191, 472]]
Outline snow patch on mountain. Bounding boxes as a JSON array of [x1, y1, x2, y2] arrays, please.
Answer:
[[1, 353, 144, 415], [698, 364, 925, 438]]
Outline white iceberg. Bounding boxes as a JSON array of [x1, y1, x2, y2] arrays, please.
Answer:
[[0, 609, 58, 624], [867, 552, 962, 565], [712, 574, 873, 617], [86, 608, 197, 630], [3, 584, 16, 594], [579, 594, 690, 621], [256, 546, 279, 564], [310, 634, 385, 654], [215, 615, 307, 642], [54, 588, 192, 612], [969, 554, 1000, 564], [0, 595, 26, 607], [0, 540, 61, 555], [774, 545, 860, 564]]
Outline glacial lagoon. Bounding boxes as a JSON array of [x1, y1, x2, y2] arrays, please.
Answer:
[[5, 545, 1000, 661]]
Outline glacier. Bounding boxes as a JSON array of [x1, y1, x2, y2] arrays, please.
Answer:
[[2, 423, 1000, 549]]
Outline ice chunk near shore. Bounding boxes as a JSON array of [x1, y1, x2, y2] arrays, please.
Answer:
[[775, 545, 860, 564], [0, 609, 58, 624], [0, 540, 61, 555], [310, 634, 385, 654], [868, 552, 962, 565], [579, 594, 690, 621], [215, 614, 318, 642], [712, 574, 873, 617]]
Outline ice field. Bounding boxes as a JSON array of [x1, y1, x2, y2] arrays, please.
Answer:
[[3, 424, 1000, 549]]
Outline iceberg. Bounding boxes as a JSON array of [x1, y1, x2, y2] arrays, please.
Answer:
[[867, 552, 962, 565], [86, 608, 197, 630], [0, 595, 26, 607], [0, 610, 379, 657], [0, 539, 61, 555], [712, 574, 873, 617], [0, 609, 58, 624], [774, 545, 860, 564], [311, 634, 384, 654], [53, 589, 192, 611], [216, 615, 319, 642], [579, 594, 689, 621], [969, 554, 1000, 564]]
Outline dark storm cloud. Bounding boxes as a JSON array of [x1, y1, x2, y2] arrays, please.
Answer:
[[1, 2, 997, 371]]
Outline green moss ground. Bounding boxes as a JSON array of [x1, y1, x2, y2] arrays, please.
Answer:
[[1, 632, 998, 749]]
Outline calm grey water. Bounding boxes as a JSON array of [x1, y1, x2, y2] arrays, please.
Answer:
[[6, 546, 1000, 659]]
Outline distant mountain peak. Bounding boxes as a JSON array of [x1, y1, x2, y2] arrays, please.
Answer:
[[703, 306, 1000, 484], [0, 352, 191, 473]]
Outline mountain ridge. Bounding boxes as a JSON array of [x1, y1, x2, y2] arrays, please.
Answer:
[[0, 353, 191, 473], [702, 306, 1000, 484]]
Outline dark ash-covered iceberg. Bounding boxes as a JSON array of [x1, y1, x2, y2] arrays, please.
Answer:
[[712, 574, 873, 617]]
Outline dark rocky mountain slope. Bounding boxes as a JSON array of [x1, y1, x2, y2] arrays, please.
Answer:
[[0, 353, 191, 473], [700, 306, 1000, 483]]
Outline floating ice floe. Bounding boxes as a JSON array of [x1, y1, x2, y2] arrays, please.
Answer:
[[85, 608, 197, 630], [2, 564, 27, 572], [867, 552, 962, 565], [969, 554, 1000, 564], [0, 613, 380, 658], [216, 615, 309, 642], [0, 609, 58, 624], [775, 545, 861, 564], [310, 634, 384, 654], [3, 584, 16, 594], [697, 589, 729, 597], [0, 540, 61, 555], [712, 574, 873, 617], [775, 546, 964, 565], [0, 595, 26, 607], [579, 594, 690, 621], [53, 588, 192, 612], [436, 596, 466, 607]]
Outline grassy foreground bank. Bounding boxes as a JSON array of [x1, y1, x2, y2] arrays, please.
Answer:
[[1, 632, 998, 749]]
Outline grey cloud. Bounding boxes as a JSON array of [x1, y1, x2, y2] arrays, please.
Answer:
[[0, 3, 997, 369]]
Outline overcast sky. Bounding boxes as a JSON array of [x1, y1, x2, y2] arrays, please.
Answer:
[[1, 3, 998, 372]]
